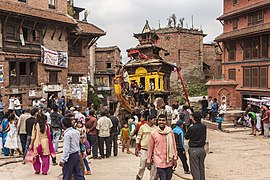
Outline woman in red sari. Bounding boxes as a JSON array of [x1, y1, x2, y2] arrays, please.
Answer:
[[29, 114, 55, 175]]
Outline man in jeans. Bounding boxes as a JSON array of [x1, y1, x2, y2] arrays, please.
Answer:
[[85, 109, 99, 159], [109, 110, 120, 157], [96, 110, 112, 159], [17, 108, 31, 160], [51, 105, 62, 152]]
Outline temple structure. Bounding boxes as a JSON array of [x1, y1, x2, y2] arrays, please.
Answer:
[[125, 21, 174, 103]]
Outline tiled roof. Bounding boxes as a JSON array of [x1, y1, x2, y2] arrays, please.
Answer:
[[215, 23, 270, 42], [217, 1, 270, 20], [76, 21, 106, 36], [205, 79, 238, 86], [0, 0, 76, 25]]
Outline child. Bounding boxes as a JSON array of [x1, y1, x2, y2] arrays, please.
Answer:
[[80, 136, 92, 175], [128, 119, 136, 147], [120, 123, 130, 154], [4, 115, 17, 156], [76, 119, 91, 175], [217, 113, 223, 131], [173, 120, 190, 174]]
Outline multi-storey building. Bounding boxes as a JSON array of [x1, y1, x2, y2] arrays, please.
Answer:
[[0, 0, 105, 109], [208, 0, 270, 109], [94, 46, 121, 109]]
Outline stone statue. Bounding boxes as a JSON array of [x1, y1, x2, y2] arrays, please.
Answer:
[[83, 10, 90, 22], [171, 14, 177, 27], [167, 17, 172, 27], [179, 17, 185, 28]]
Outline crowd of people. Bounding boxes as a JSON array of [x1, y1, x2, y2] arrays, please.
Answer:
[[0, 94, 209, 180]]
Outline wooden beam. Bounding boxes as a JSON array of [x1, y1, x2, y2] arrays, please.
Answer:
[[238, 40, 244, 50], [4, 14, 11, 26], [87, 37, 99, 49], [43, 24, 49, 38], [223, 42, 229, 52], [58, 26, 66, 41], [31, 20, 38, 37], [65, 28, 71, 42], [69, 35, 81, 49], [51, 25, 58, 40]]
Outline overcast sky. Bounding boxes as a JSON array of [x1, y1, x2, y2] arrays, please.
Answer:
[[75, 0, 223, 61]]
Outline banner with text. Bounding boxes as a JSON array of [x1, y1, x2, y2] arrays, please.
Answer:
[[41, 45, 68, 68]]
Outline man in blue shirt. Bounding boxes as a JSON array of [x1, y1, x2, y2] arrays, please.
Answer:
[[173, 119, 190, 174], [59, 117, 85, 180]]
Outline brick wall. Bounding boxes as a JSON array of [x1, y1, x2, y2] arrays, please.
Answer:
[[155, 27, 205, 83], [203, 43, 222, 79]]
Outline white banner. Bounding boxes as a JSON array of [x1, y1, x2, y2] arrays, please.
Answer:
[[41, 45, 68, 68]]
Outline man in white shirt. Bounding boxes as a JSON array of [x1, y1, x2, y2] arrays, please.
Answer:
[[32, 98, 40, 108], [96, 110, 113, 158], [8, 95, 15, 113], [14, 96, 22, 117]]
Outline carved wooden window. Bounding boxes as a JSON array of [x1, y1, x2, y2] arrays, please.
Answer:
[[228, 42, 236, 61], [252, 37, 260, 58], [248, 11, 263, 26], [9, 60, 37, 86], [262, 36, 269, 58], [228, 69, 236, 81], [6, 25, 16, 40], [243, 40, 251, 59], [68, 38, 82, 57]]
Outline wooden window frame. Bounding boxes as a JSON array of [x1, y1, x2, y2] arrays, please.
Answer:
[[9, 60, 37, 86], [260, 67, 268, 88], [228, 42, 236, 61], [243, 68, 251, 87], [232, 18, 238, 29], [48, 71, 58, 85], [68, 38, 82, 57], [248, 11, 264, 26], [252, 67, 259, 87], [228, 69, 236, 81], [243, 66, 268, 88]]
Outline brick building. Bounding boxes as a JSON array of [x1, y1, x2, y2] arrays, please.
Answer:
[[0, 0, 105, 109], [94, 46, 121, 109], [208, 0, 270, 109], [203, 42, 222, 80], [154, 27, 206, 83]]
